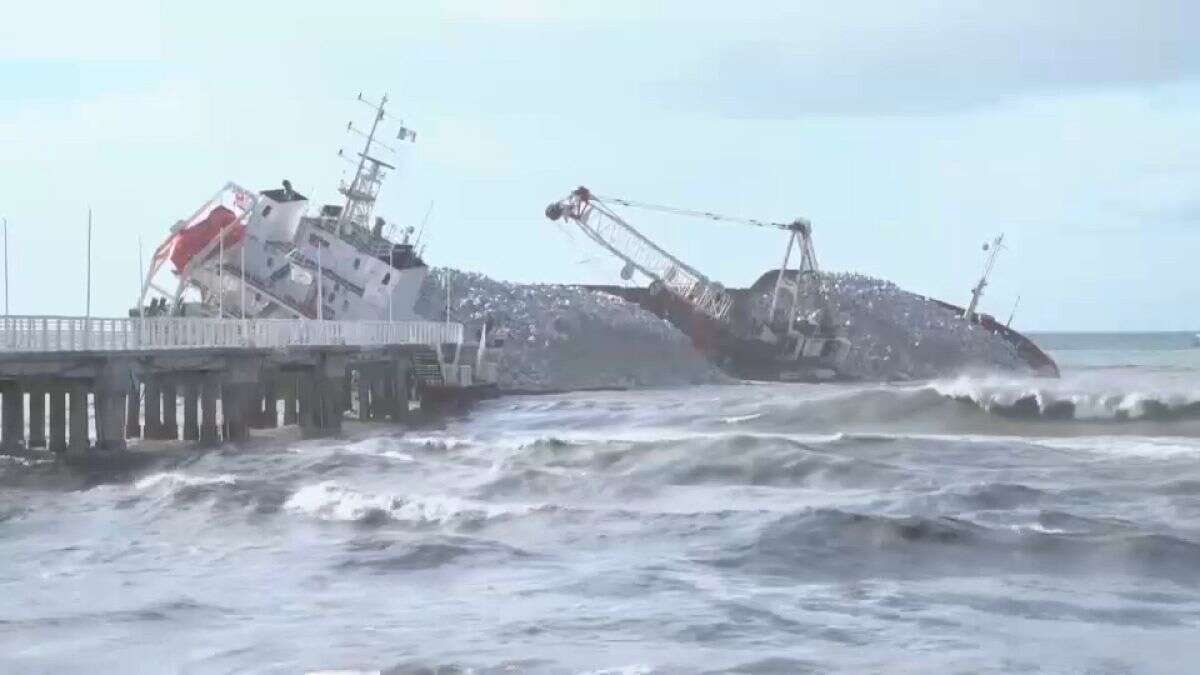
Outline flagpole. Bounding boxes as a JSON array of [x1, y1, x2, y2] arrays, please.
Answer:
[[240, 234, 246, 318], [86, 209, 93, 319], [138, 236, 145, 319], [316, 244, 323, 320], [3, 217, 9, 317], [218, 220, 224, 317]]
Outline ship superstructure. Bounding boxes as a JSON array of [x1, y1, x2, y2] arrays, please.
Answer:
[[137, 95, 501, 394], [140, 94, 428, 323]]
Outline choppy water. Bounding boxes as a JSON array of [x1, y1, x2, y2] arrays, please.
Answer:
[[3, 333, 1200, 673]]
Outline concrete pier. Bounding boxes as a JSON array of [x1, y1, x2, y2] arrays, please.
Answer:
[[93, 361, 131, 451], [144, 380, 163, 440], [296, 371, 314, 437], [0, 340, 480, 458], [369, 375, 387, 421], [341, 373, 353, 414], [68, 385, 88, 455], [392, 360, 413, 422], [125, 383, 141, 439], [28, 385, 46, 448], [1, 382, 24, 452], [161, 380, 178, 441], [200, 373, 220, 447], [48, 386, 66, 453], [182, 378, 199, 441], [357, 373, 371, 422], [318, 357, 346, 435], [250, 381, 278, 430], [263, 381, 279, 428]]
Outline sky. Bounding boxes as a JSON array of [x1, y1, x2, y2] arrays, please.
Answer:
[[1, 0, 1197, 331]]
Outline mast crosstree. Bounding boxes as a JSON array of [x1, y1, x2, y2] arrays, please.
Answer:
[[336, 93, 417, 238]]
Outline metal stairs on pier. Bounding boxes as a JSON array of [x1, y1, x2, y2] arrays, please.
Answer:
[[410, 347, 444, 386]]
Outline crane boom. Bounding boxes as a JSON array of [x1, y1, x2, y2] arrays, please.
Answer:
[[964, 233, 1004, 322], [546, 187, 734, 321], [546, 185, 850, 376], [599, 195, 812, 234]]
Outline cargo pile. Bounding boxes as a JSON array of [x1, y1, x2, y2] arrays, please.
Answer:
[[416, 269, 725, 390], [812, 272, 1028, 380], [419, 268, 1033, 389]]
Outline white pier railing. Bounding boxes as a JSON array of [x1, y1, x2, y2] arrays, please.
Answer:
[[0, 316, 465, 353]]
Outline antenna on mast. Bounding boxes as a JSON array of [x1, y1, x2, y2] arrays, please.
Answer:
[[413, 200, 434, 250], [1006, 294, 1021, 328], [335, 93, 417, 239], [964, 233, 1005, 323]]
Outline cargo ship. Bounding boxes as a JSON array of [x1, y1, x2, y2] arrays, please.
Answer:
[[136, 94, 501, 399], [547, 186, 1058, 381]]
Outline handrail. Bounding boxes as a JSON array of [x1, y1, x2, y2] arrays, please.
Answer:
[[0, 316, 465, 353]]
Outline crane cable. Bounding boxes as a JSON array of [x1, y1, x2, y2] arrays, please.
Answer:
[[597, 195, 809, 233], [551, 216, 622, 281]]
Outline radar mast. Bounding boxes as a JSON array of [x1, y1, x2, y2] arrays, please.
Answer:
[[336, 93, 417, 238]]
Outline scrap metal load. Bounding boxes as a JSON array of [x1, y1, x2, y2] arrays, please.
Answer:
[[546, 186, 850, 382], [416, 268, 724, 390]]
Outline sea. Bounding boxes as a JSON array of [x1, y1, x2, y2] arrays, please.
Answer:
[[2, 332, 1199, 674]]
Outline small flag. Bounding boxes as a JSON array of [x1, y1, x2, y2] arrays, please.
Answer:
[[289, 265, 314, 285]]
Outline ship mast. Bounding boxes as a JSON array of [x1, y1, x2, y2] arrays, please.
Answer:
[[336, 93, 417, 239], [964, 233, 1004, 323]]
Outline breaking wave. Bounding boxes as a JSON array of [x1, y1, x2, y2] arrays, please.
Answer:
[[283, 481, 548, 527], [485, 434, 916, 495], [336, 535, 534, 572], [709, 508, 1200, 586], [736, 376, 1200, 433], [133, 472, 237, 492], [933, 376, 1200, 422]]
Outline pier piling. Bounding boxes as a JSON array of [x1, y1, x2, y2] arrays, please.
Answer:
[[161, 379, 178, 441], [369, 375, 387, 421], [1, 381, 24, 453], [283, 376, 298, 426], [28, 385, 46, 448], [68, 384, 88, 455], [199, 373, 219, 447], [0, 334, 484, 458], [125, 383, 141, 439], [262, 381, 279, 428], [48, 386, 67, 454], [182, 377, 199, 441], [356, 371, 371, 422], [144, 380, 163, 440]]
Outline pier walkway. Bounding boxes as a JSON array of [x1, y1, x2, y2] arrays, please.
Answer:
[[0, 316, 491, 456], [0, 315, 462, 353]]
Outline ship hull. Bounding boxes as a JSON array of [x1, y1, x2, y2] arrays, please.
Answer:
[[586, 280, 1059, 382]]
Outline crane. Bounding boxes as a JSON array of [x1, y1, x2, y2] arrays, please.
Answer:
[[545, 187, 735, 321], [545, 186, 844, 366], [964, 233, 1005, 323]]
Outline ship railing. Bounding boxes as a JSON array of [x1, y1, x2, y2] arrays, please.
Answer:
[[0, 316, 464, 353]]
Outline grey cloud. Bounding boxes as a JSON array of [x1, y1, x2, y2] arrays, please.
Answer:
[[659, 0, 1200, 116]]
